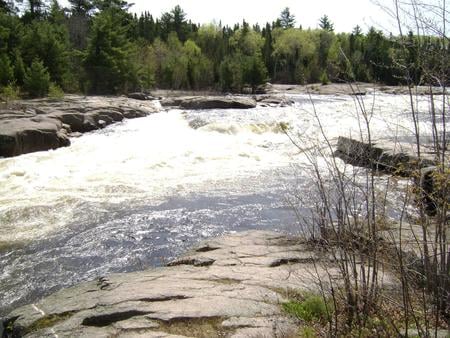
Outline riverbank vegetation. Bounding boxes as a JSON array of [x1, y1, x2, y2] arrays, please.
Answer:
[[283, 1, 448, 335], [1, 0, 448, 98]]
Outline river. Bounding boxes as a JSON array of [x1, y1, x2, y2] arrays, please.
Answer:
[[0, 92, 436, 314]]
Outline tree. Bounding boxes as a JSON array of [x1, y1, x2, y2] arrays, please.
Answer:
[[24, 0, 46, 20], [0, 53, 14, 86], [69, 0, 94, 15], [24, 59, 50, 97], [21, 20, 70, 87], [84, 9, 138, 93], [243, 54, 268, 92], [160, 5, 189, 42], [93, 0, 131, 11], [319, 15, 334, 31], [279, 7, 295, 29], [0, 0, 14, 13]]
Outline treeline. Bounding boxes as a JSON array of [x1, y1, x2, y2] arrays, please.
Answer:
[[0, 0, 446, 98]]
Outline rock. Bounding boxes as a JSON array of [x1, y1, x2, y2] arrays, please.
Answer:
[[161, 96, 256, 109], [255, 95, 295, 107], [0, 117, 70, 157], [2, 230, 397, 338], [334, 136, 435, 175], [127, 92, 155, 101], [0, 96, 159, 157], [0, 232, 309, 337]]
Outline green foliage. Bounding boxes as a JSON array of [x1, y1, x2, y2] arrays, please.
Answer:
[[0, 1, 445, 94], [299, 326, 317, 338], [21, 20, 70, 87], [282, 294, 331, 322], [24, 59, 50, 98], [319, 15, 334, 31], [0, 53, 13, 86], [48, 82, 64, 99], [320, 71, 329, 85], [0, 83, 19, 102], [279, 7, 295, 29], [84, 8, 139, 94]]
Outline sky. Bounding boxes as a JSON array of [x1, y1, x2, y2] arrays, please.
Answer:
[[59, 0, 398, 33]]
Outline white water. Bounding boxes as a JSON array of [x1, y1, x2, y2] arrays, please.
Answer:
[[0, 93, 437, 243], [0, 92, 441, 314]]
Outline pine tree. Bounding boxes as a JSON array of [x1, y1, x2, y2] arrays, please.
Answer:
[[84, 8, 138, 93], [0, 53, 14, 85], [68, 0, 94, 15], [24, 59, 50, 97], [319, 15, 334, 31], [279, 7, 295, 29]]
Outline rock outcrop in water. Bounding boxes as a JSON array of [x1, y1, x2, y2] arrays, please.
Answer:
[[1, 231, 339, 338], [334, 136, 435, 175], [0, 96, 159, 157], [161, 96, 257, 109]]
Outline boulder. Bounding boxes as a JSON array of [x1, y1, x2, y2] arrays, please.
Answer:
[[0, 96, 159, 157], [0, 117, 70, 157], [334, 136, 435, 175], [127, 92, 155, 101], [161, 96, 256, 109]]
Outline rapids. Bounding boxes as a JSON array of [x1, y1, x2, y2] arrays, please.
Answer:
[[0, 93, 438, 314]]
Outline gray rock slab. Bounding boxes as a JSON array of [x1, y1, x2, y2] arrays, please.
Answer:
[[0, 95, 160, 157], [2, 230, 397, 337], [161, 96, 256, 109]]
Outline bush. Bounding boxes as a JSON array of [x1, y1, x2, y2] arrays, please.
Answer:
[[0, 84, 20, 102], [320, 71, 330, 85], [282, 294, 330, 322], [24, 59, 50, 98], [48, 82, 64, 100]]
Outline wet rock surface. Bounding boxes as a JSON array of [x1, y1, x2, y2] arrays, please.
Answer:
[[1, 230, 339, 338], [0, 96, 159, 157]]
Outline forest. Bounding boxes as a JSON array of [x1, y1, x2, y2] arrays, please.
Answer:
[[0, 0, 446, 97]]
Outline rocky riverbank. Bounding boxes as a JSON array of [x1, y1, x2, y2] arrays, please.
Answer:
[[0, 94, 265, 158], [0, 96, 159, 158], [0, 230, 398, 338]]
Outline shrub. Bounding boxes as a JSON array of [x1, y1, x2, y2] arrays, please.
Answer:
[[320, 71, 329, 85], [48, 82, 64, 100], [283, 294, 330, 322], [0, 84, 20, 102]]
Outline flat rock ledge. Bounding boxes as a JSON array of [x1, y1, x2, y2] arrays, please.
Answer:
[[161, 96, 257, 110], [0, 96, 159, 158], [334, 136, 436, 175], [1, 230, 359, 338]]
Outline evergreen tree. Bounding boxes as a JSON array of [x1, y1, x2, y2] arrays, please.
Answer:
[[0, 0, 14, 13], [0, 53, 14, 85], [23, 0, 46, 21], [84, 8, 138, 93], [21, 20, 70, 86], [279, 7, 295, 29], [69, 0, 94, 15], [319, 15, 334, 31], [24, 59, 50, 97], [13, 51, 26, 85]]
